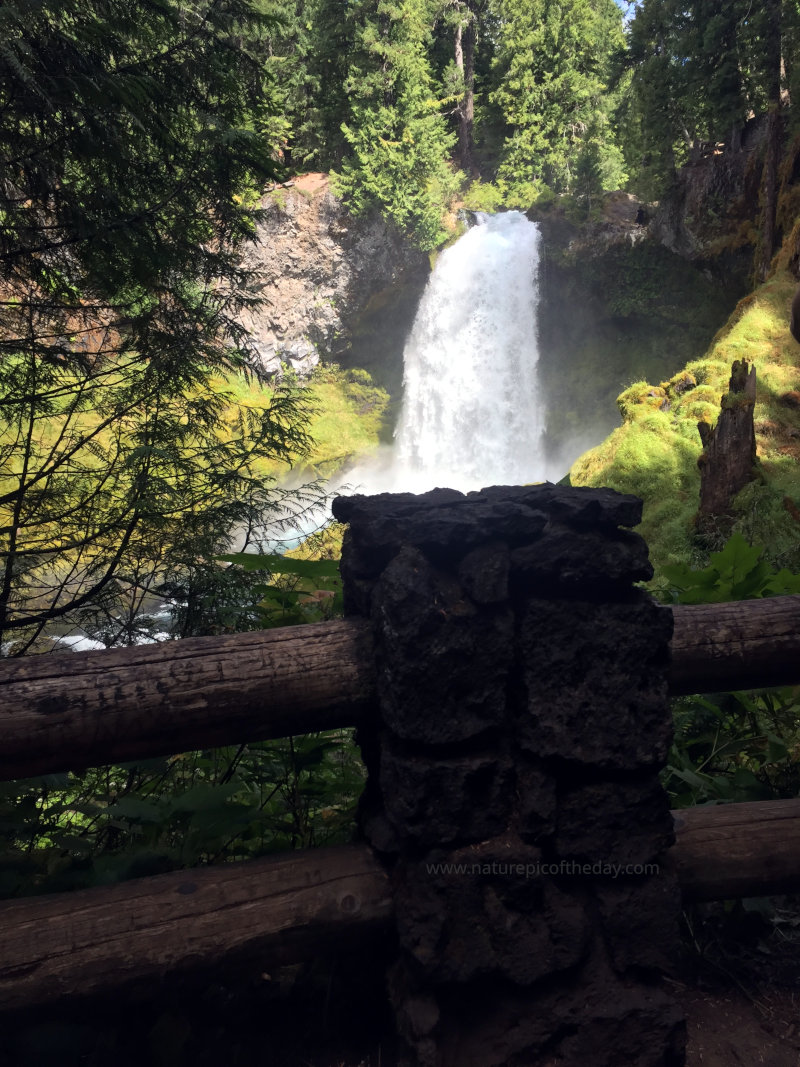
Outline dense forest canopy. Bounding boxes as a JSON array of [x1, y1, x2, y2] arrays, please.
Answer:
[[260, 0, 800, 245], [0, 0, 320, 653]]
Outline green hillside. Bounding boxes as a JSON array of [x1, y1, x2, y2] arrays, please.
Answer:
[[569, 268, 800, 579]]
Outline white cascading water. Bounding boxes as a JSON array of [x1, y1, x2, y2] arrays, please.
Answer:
[[373, 210, 545, 493]]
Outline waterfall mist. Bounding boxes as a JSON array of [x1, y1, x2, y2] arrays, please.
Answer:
[[344, 211, 546, 496]]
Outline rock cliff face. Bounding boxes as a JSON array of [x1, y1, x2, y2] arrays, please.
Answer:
[[650, 118, 767, 269], [535, 199, 745, 471], [238, 173, 428, 392], [240, 174, 746, 478]]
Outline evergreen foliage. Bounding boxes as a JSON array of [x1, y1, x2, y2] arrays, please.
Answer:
[[488, 0, 625, 203], [255, 0, 800, 224], [331, 0, 460, 249], [658, 537, 800, 807], [619, 0, 800, 200], [260, 0, 353, 169], [0, 0, 323, 651]]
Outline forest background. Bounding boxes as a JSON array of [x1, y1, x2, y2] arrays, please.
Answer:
[[1, 0, 800, 923]]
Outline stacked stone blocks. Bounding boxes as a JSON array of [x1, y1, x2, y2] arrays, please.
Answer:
[[332, 484, 685, 1067]]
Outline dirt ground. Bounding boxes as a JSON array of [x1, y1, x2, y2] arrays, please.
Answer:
[[678, 983, 800, 1066], [673, 899, 800, 1067], [273, 900, 800, 1066]]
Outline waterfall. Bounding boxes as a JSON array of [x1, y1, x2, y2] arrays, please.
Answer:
[[391, 210, 544, 492]]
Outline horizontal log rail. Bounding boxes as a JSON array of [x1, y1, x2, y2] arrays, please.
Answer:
[[0, 597, 797, 781], [670, 798, 800, 901], [0, 843, 393, 1014], [0, 597, 798, 780], [0, 619, 376, 780], [669, 595, 800, 695], [1, 799, 799, 1012]]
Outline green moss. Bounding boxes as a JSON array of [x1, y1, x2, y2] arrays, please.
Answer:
[[661, 369, 697, 396], [683, 358, 732, 385], [570, 266, 800, 578], [616, 382, 668, 421], [720, 389, 752, 411], [227, 364, 390, 484], [301, 365, 391, 477], [265, 186, 288, 211], [535, 222, 746, 466]]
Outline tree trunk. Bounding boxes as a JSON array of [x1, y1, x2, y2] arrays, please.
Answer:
[[461, 19, 476, 174], [453, 3, 478, 174], [757, 0, 783, 280], [792, 283, 800, 342], [758, 105, 783, 280], [696, 360, 758, 525]]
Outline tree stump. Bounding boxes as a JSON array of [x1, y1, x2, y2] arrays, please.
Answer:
[[697, 360, 758, 527]]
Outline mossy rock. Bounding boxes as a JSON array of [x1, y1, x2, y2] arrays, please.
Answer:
[[661, 370, 697, 397], [617, 382, 669, 421]]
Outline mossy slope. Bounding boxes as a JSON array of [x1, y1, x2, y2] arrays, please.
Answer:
[[221, 364, 391, 485], [537, 222, 746, 470], [570, 270, 800, 575]]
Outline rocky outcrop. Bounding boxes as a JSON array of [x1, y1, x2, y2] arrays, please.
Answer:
[[238, 174, 428, 387], [649, 118, 767, 270], [556, 190, 652, 258]]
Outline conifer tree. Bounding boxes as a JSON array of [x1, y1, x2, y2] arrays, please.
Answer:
[[0, 0, 316, 651], [261, 0, 353, 169], [332, 0, 458, 249], [489, 0, 625, 201], [436, 0, 489, 174], [621, 0, 800, 200]]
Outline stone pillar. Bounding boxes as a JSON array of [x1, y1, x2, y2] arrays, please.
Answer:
[[331, 485, 685, 1067]]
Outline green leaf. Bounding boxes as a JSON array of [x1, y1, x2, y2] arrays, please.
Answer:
[[671, 767, 708, 789], [169, 783, 241, 813], [765, 733, 789, 763]]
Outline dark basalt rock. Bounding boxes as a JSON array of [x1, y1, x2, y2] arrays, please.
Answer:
[[371, 545, 515, 744], [380, 743, 515, 848], [517, 595, 674, 770], [555, 776, 675, 866], [338, 483, 684, 1066]]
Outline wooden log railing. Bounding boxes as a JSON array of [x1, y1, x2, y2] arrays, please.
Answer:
[[1, 596, 799, 781], [0, 619, 376, 781], [0, 595, 799, 1014], [669, 595, 800, 694], [1, 799, 800, 1012], [670, 798, 800, 901]]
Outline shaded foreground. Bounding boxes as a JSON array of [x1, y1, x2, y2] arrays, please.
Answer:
[[1, 911, 798, 1067]]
